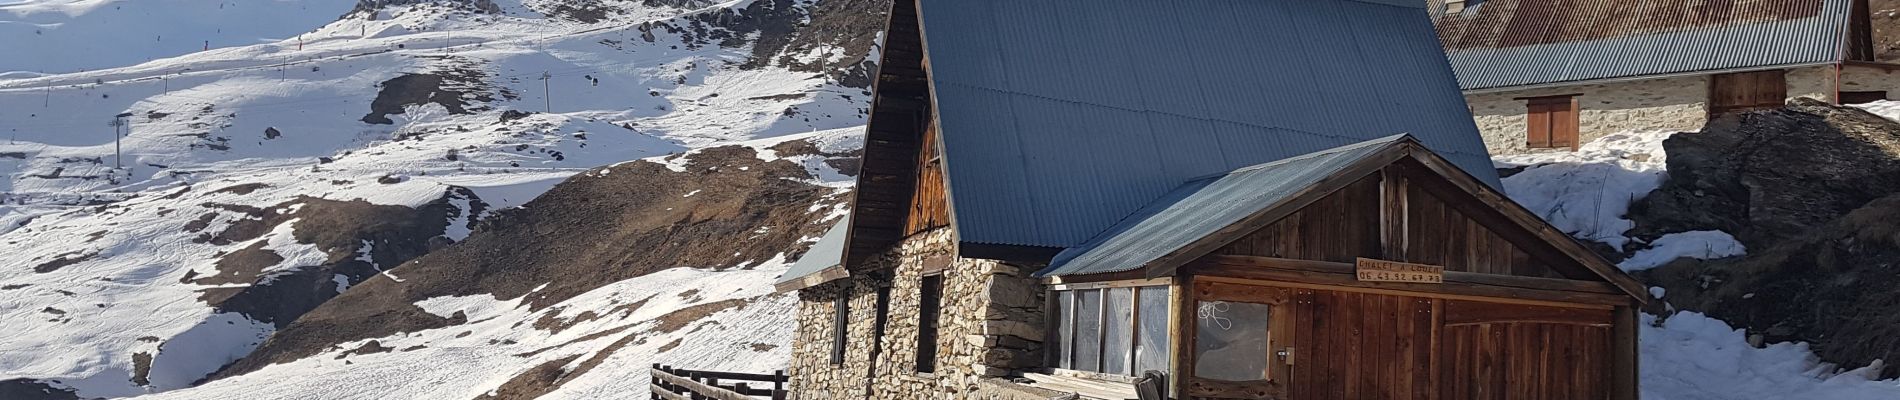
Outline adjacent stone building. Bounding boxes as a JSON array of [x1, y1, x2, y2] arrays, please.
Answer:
[[1430, 0, 1900, 154], [772, 0, 1651, 399]]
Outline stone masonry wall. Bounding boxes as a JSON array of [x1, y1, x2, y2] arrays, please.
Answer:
[[1467, 74, 1708, 154], [786, 228, 1051, 400], [1840, 64, 1900, 100], [1787, 65, 1839, 102]]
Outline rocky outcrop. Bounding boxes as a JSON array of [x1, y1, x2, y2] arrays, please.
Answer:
[[1628, 98, 1900, 250], [1633, 99, 1900, 378]]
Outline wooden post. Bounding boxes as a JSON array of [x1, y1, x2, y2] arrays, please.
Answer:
[[773, 370, 785, 400], [688, 372, 705, 400], [651, 364, 662, 400]]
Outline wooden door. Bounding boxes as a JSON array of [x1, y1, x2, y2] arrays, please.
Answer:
[[1437, 300, 1613, 400], [1708, 70, 1787, 115]]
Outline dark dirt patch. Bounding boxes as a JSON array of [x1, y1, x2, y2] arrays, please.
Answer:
[[0, 379, 77, 400], [749, 342, 777, 351], [654, 338, 684, 353], [1645, 195, 1900, 378], [193, 194, 461, 328], [531, 307, 603, 335], [32, 251, 97, 273], [474, 354, 584, 400], [132, 352, 153, 386], [183, 212, 219, 233], [1631, 100, 1900, 378], [264, 127, 282, 140], [361, 68, 497, 125], [215, 141, 853, 380], [1630, 99, 1900, 249], [1, 284, 30, 290], [653, 298, 749, 334], [333, 340, 394, 359]]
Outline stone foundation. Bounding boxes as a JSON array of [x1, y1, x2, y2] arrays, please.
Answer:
[[787, 228, 1051, 399], [1840, 64, 1900, 101]]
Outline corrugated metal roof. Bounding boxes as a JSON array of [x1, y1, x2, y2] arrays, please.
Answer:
[[775, 217, 850, 285], [1432, 0, 1849, 90], [1037, 135, 1408, 277], [917, 0, 1498, 250]]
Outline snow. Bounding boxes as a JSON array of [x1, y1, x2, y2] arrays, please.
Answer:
[[1494, 130, 1674, 251], [1850, 100, 1900, 121], [1642, 312, 1900, 400], [1619, 230, 1748, 271]]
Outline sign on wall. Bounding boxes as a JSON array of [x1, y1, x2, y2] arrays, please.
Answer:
[[1354, 258, 1444, 284]]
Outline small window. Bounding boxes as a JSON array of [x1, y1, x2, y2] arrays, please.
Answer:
[[916, 275, 945, 373], [1842, 90, 1888, 104], [831, 293, 850, 365], [1193, 300, 1275, 381], [1524, 95, 1578, 149], [871, 285, 892, 361], [1049, 285, 1172, 376]]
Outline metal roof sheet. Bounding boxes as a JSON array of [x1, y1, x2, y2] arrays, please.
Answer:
[[1037, 135, 1408, 277], [917, 0, 1499, 250], [775, 217, 850, 285], [1431, 0, 1849, 90]]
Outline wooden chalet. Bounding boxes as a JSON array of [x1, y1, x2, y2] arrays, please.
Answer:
[[770, 0, 1652, 399]]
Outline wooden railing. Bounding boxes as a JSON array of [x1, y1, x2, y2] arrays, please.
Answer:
[[649, 364, 788, 400]]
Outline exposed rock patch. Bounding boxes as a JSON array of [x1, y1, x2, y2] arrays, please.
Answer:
[[215, 142, 854, 380], [1634, 100, 1900, 378]]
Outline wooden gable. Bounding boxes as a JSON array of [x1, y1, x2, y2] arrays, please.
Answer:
[[842, 0, 939, 268], [1142, 140, 1649, 304], [1213, 159, 1598, 281]]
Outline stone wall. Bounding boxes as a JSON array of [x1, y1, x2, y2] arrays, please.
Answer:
[[786, 228, 1052, 400], [1840, 64, 1900, 101], [1786, 65, 1839, 102], [1467, 74, 1709, 154]]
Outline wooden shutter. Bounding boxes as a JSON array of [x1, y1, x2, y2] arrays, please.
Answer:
[[1709, 70, 1787, 115], [1523, 95, 1577, 149]]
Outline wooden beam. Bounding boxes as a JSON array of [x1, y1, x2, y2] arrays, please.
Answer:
[[1610, 306, 1641, 400], [1046, 277, 1170, 291], [653, 368, 756, 400], [1380, 164, 1408, 260], [773, 264, 850, 293], [649, 383, 689, 400], [1191, 255, 1628, 307]]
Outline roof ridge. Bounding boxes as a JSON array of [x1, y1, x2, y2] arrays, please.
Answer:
[[1202, 133, 1412, 179]]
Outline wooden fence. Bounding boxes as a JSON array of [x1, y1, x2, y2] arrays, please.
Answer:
[[650, 364, 788, 400]]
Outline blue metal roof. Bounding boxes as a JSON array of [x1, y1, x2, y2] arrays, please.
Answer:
[[1037, 135, 1408, 277], [1432, 0, 1849, 90], [917, 0, 1499, 251], [775, 217, 850, 285]]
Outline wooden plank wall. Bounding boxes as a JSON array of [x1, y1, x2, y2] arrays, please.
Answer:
[[1186, 285, 1614, 400], [1401, 182, 1554, 278], [843, 0, 929, 265], [1437, 301, 1612, 400], [904, 121, 949, 235], [1217, 176, 1380, 263], [1215, 170, 1561, 278], [1284, 289, 1435, 400]]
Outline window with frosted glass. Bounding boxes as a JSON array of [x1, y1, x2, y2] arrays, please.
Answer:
[[1074, 289, 1104, 371], [1134, 286, 1170, 374], [1102, 288, 1133, 375], [1054, 290, 1073, 369], [1048, 285, 1171, 376], [1193, 300, 1273, 381]]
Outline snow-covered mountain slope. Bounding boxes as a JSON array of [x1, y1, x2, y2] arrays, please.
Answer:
[[0, 0, 357, 77], [0, 0, 882, 397]]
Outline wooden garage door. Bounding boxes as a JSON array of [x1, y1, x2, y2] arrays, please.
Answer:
[[1438, 301, 1613, 400], [1709, 70, 1787, 115]]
